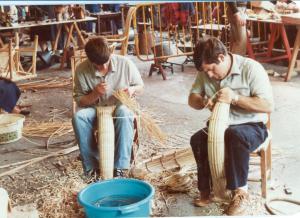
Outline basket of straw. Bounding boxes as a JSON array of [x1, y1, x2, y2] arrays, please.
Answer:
[[0, 114, 25, 144]]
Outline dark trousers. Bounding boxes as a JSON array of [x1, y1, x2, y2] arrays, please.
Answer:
[[190, 122, 268, 192]]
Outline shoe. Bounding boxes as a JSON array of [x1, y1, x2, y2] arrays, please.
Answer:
[[194, 190, 211, 207], [113, 169, 128, 178], [20, 110, 30, 116], [84, 169, 100, 184], [225, 189, 249, 216]]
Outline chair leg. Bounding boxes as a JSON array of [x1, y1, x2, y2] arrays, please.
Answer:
[[267, 142, 272, 180], [149, 63, 155, 77], [158, 64, 167, 80], [130, 119, 139, 164], [260, 150, 267, 198]]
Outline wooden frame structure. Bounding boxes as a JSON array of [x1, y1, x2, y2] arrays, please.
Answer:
[[249, 114, 272, 198], [0, 33, 38, 81]]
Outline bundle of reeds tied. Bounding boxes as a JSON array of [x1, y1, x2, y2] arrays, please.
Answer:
[[207, 102, 230, 201], [113, 90, 167, 143], [96, 106, 116, 179]]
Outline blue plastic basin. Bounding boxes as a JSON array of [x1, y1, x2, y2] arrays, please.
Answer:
[[78, 178, 155, 218]]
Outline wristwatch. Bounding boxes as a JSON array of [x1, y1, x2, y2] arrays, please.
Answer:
[[231, 94, 239, 105]]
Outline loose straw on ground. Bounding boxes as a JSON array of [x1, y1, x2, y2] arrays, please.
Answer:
[[113, 90, 167, 143], [23, 121, 73, 138], [19, 77, 71, 91], [0, 146, 78, 178], [23, 120, 73, 149]]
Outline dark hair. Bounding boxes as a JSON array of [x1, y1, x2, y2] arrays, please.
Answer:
[[85, 36, 111, 65], [193, 37, 228, 71]]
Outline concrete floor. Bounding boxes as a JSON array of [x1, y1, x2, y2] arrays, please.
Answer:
[[1, 54, 300, 216]]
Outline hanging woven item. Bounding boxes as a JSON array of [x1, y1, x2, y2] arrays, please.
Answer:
[[207, 102, 230, 201], [96, 106, 116, 180]]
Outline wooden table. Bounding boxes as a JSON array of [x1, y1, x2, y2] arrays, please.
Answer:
[[90, 12, 122, 35], [281, 13, 300, 81], [246, 17, 292, 64], [0, 17, 97, 69]]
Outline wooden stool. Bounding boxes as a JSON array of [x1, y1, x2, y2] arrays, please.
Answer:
[[249, 115, 272, 198]]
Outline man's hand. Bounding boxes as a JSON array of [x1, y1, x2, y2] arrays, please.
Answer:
[[204, 97, 215, 111], [93, 82, 108, 97], [234, 12, 246, 26], [217, 87, 236, 104], [123, 87, 135, 97]]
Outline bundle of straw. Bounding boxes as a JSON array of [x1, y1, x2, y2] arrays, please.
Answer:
[[19, 77, 71, 91], [23, 121, 73, 138], [133, 147, 196, 173], [113, 90, 167, 143], [23, 121, 73, 148]]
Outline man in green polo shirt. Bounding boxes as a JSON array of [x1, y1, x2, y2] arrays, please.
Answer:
[[189, 37, 273, 215], [72, 36, 144, 180]]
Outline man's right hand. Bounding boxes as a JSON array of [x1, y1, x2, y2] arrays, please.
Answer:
[[93, 82, 108, 97]]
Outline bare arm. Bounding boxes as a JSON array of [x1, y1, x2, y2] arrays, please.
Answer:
[[232, 95, 272, 113], [188, 93, 214, 111], [217, 87, 272, 113], [78, 82, 108, 107]]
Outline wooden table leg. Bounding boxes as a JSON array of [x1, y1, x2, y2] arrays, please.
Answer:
[[286, 27, 300, 82], [74, 22, 86, 46], [60, 23, 74, 70], [53, 24, 63, 52], [266, 24, 278, 58], [280, 24, 292, 62], [63, 25, 77, 47], [97, 15, 101, 34]]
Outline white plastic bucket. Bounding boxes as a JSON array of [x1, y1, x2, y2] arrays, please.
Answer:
[[0, 114, 25, 144]]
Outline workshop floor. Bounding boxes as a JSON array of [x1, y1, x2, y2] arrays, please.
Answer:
[[0, 54, 300, 217]]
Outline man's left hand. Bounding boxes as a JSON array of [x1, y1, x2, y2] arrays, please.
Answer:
[[217, 87, 235, 104], [123, 87, 135, 97]]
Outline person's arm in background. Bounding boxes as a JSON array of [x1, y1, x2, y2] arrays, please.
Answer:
[[227, 1, 246, 26]]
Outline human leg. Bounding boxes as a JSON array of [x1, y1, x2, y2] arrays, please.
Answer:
[[72, 107, 99, 174], [190, 127, 211, 206], [113, 105, 134, 170], [225, 122, 268, 215]]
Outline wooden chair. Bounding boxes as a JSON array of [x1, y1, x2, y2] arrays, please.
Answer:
[[249, 114, 272, 198], [0, 33, 38, 81], [102, 6, 137, 55]]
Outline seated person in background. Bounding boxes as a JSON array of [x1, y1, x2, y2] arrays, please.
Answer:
[[72, 36, 144, 179], [0, 77, 30, 115], [189, 37, 273, 215], [85, 4, 101, 33]]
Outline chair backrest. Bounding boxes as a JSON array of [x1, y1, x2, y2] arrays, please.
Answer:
[[120, 6, 137, 55], [0, 32, 38, 81]]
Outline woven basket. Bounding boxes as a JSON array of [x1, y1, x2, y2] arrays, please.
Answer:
[[0, 114, 25, 145]]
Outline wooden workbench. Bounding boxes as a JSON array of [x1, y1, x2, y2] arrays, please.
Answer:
[[281, 13, 300, 81], [0, 17, 97, 69]]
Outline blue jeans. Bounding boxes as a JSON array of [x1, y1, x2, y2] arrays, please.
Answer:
[[190, 122, 268, 191], [72, 105, 134, 174]]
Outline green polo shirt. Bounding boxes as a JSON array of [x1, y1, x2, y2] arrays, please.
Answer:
[[190, 54, 274, 125], [74, 54, 144, 106]]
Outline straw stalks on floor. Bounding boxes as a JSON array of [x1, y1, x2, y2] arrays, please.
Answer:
[[19, 77, 71, 91], [23, 121, 73, 138]]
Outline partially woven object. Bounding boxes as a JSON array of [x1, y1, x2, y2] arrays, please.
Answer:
[[207, 102, 230, 200], [97, 106, 116, 179]]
